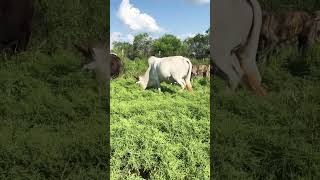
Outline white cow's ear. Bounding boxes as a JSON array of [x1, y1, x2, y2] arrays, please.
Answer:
[[136, 81, 140, 84]]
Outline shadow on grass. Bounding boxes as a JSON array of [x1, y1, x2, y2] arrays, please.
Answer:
[[159, 86, 176, 94]]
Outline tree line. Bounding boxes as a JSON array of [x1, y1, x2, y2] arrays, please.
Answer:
[[112, 29, 210, 61]]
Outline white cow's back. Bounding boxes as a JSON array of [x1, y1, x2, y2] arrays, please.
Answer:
[[148, 56, 190, 83]]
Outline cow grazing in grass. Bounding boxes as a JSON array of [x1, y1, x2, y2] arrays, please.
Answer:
[[212, 0, 267, 96], [0, 0, 34, 52], [74, 43, 123, 79], [192, 64, 211, 78], [136, 56, 193, 92], [258, 10, 320, 57]]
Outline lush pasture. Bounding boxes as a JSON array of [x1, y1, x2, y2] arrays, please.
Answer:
[[213, 45, 320, 179], [110, 58, 210, 179], [0, 0, 107, 177], [0, 51, 108, 179]]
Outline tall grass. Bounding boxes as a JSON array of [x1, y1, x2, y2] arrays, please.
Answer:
[[0, 50, 108, 178], [31, 0, 107, 52], [259, 0, 320, 11], [213, 44, 320, 179], [0, 0, 108, 177]]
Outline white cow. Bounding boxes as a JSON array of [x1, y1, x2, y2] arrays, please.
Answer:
[[212, 0, 267, 96], [136, 56, 193, 92]]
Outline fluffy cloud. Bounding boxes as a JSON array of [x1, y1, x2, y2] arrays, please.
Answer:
[[118, 0, 163, 32], [110, 32, 134, 49], [177, 33, 197, 40], [185, 0, 210, 5], [110, 32, 122, 49], [127, 34, 134, 44]]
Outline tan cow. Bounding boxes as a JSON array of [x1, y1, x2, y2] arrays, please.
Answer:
[[259, 10, 320, 57], [192, 64, 211, 78]]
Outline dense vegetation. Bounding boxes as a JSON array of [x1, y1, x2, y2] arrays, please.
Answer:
[[0, 0, 108, 178], [259, 0, 320, 12], [110, 57, 210, 179], [112, 31, 210, 61]]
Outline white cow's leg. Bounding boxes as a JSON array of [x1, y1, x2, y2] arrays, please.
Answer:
[[239, 53, 266, 96], [176, 79, 186, 91], [156, 79, 161, 92], [215, 54, 244, 90]]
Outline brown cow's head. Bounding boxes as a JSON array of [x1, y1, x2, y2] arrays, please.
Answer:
[[191, 65, 199, 77], [110, 53, 123, 78]]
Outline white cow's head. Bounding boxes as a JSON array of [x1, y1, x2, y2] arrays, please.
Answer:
[[135, 75, 148, 90]]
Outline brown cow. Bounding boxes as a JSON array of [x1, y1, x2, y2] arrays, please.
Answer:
[[192, 64, 210, 78], [0, 0, 34, 52], [110, 53, 123, 78], [259, 10, 320, 57]]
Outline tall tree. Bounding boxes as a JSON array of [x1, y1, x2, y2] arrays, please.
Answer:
[[112, 41, 134, 60], [132, 33, 153, 59], [185, 31, 210, 60], [151, 34, 182, 57]]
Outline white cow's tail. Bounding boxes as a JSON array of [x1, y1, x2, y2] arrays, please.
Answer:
[[236, 0, 266, 96], [246, 0, 267, 96], [185, 58, 193, 92], [241, 0, 262, 59]]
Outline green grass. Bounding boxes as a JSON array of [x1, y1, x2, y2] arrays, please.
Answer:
[[110, 58, 210, 179], [0, 1, 108, 176], [0, 51, 108, 179], [213, 45, 320, 179]]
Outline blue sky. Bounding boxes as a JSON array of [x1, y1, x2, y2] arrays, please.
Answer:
[[110, 0, 210, 48]]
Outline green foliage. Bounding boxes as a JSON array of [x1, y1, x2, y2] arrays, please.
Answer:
[[31, 0, 107, 52], [151, 34, 183, 57], [112, 31, 210, 60], [258, 0, 320, 11], [0, 1, 108, 178], [185, 32, 210, 60], [213, 44, 320, 179], [110, 58, 210, 179], [0, 51, 107, 178], [112, 42, 135, 60], [133, 33, 153, 59]]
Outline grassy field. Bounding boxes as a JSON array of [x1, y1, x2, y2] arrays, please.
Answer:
[[213, 45, 320, 179], [0, 51, 108, 179], [0, 0, 108, 178], [110, 57, 210, 179]]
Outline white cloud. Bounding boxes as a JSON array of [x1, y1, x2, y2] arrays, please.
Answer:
[[110, 32, 122, 49], [111, 32, 122, 43], [127, 34, 134, 44], [177, 33, 197, 40], [118, 0, 163, 32], [185, 0, 210, 5], [110, 32, 135, 49]]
